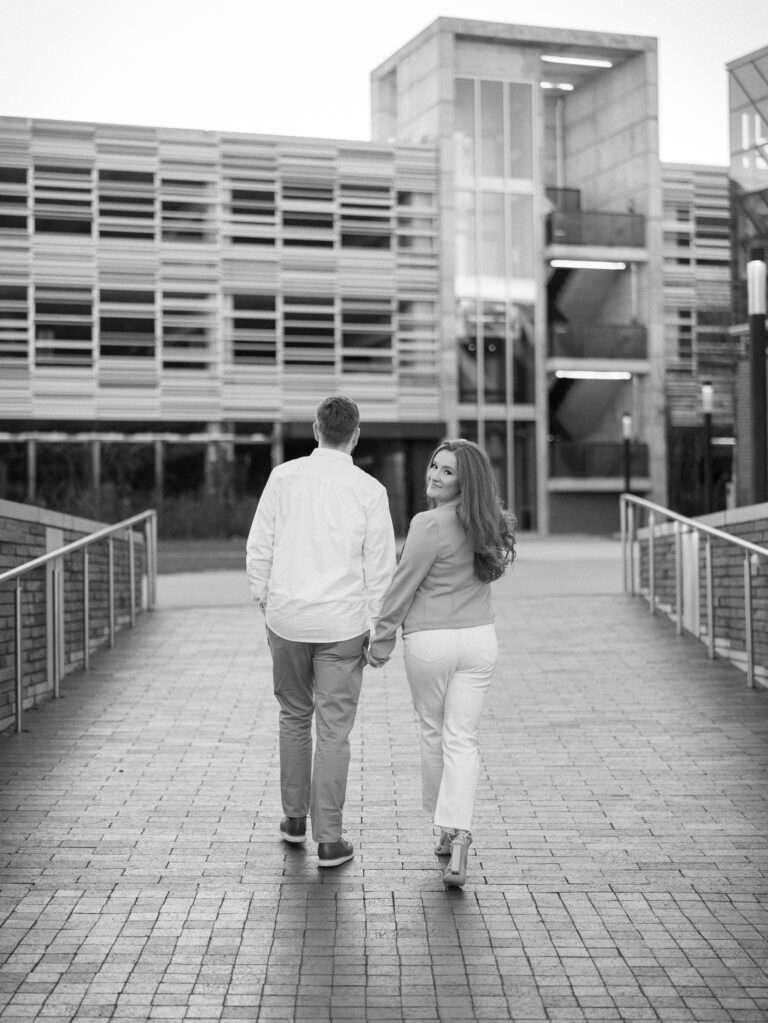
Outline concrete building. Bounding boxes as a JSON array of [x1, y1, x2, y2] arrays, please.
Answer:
[[661, 163, 734, 515], [727, 44, 768, 506], [0, 17, 666, 534]]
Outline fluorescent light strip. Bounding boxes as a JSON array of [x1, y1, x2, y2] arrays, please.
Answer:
[[540, 81, 575, 91], [550, 259, 627, 270], [541, 54, 613, 68], [555, 370, 632, 381]]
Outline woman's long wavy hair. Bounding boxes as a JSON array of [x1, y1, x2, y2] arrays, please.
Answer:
[[426, 439, 517, 582]]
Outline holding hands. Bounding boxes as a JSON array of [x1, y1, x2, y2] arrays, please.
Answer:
[[364, 631, 392, 668]]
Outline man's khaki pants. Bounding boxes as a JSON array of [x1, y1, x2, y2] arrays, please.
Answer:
[[267, 629, 368, 843]]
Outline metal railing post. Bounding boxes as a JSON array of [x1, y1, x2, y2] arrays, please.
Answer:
[[52, 559, 62, 699], [674, 521, 683, 635], [108, 537, 115, 648], [15, 580, 23, 734], [648, 510, 656, 615], [621, 496, 628, 593], [83, 546, 90, 670], [744, 552, 755, 689], [705, 535, 715, 659], [628, 500, 636, 596], [128, 528, 136, 627], [150, 512, 158, 608], [143, 514, 157, 610]]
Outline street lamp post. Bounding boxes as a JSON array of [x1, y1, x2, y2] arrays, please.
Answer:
[[621, 411, 632, 494], [701, 380, 714, 513], [747, 248, 767, 503]]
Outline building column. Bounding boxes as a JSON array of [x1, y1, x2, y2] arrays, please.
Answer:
[[204, 423, 234, 500], [204, 425, 219, 497], [26, 440, 36, 503], [271, 422, 284, 467], [154, 440, 164, 503], [91, 439, 101, 489]]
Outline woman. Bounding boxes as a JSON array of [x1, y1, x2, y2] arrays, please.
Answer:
[[367, 439, 516, 887]]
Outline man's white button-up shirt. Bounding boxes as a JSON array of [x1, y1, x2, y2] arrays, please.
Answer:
[[246, 447, 396, 642]]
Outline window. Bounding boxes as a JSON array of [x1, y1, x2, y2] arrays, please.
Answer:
[[508, 195, 535, 278], [98, 169, 155, 239], [35, 285, 93, 366], [514, 421, 537, 530], [282, 180, 334, 247], [340, 183, 392, 249], [457, 300, 479, 402], [481, 302, 506, 403], [0, 166, 27, 232], [34, 164, 92, 235], [396, 191, 437, 265], [0, 284, 28, 359], [454, 78, 475, 180], [485, 422, 508, 499], [282, 295, 335, 371], [455, 191, 476, 284], [226, 183, 275, 245], [457, 299, 534, 405], [480, 80, 504, 177], [454, 78, 534, 182], [229, 294, 277, 364], [696, 215, 729, 240], [479, 193, 505, 277], [508, 84, 533, 179], [100, 289, 155, 358], [341, 297, 393, 374], [677, 309, 693, 365], [161, 178, 215, 242], [511, 304, 535, 403], [162, 291, 214, 370], [397, 299, 438, 385]]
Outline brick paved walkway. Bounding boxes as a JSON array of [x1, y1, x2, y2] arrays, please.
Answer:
[[1, 540, 767, 1022]]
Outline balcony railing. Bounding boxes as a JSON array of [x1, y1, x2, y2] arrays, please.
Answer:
[[549, 440, 649, 478], [547, 210, 646, 247], [546, 187, 581, 213], [621, 495, 768, 688], [0, 509, 157, 734], [549, 323, 648, 360]]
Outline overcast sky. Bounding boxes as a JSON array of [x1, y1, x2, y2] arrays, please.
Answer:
[[1, 0, 764, 166]]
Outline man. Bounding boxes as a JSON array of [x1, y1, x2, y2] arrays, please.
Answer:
[[246, 396, 396, 868]]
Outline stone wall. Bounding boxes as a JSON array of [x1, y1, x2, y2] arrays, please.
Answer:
[[0, 499, 150, 732]]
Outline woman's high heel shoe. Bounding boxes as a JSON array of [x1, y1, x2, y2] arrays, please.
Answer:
[[442, 830, 472, 887], [434, 829, 455, 856]]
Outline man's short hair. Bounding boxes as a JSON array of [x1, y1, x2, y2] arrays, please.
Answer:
[[316, 395, 360, 445]]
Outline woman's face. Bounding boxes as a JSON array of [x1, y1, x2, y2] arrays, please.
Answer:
[[426, 448, 461, 504]]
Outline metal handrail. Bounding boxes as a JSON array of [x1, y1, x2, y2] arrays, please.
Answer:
[[620, 494, 768, 688], [1, 509, 158, 733]]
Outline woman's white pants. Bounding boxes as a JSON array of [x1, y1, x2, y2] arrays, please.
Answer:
[[403, 624, 498, 832]]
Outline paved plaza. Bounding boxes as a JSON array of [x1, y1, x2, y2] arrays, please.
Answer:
[[1, 537, 767, 1022]]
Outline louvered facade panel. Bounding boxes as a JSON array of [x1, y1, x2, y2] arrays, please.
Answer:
[[0, 366, 32, 417], [221, 258, 279, 283], [1, 113, 445, 519], [97, 358, 159, 388], [397, 390, 443, 419], [98, 250, 157, 281], [662, 163, 731, 377], [32, 369, 96, 419], [220, 374, 283, 419], [95, 392, 160, 420], [159, 375, 222, 420], [279, 381, 337, 420], [0, 116, 441, 431]]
